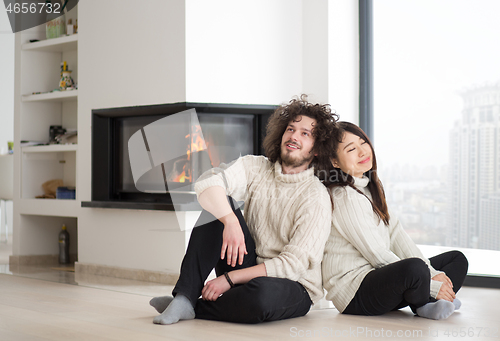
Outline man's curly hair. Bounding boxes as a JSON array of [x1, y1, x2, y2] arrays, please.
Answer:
[[263, 94, 340, 179]]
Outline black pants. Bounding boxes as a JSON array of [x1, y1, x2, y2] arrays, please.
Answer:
[[172, 198, 312, 323], [343, 251, 469, 316]]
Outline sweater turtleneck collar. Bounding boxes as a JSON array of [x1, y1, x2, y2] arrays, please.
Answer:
[[353, 175, 370, 188], [274, 162, 315, 183]]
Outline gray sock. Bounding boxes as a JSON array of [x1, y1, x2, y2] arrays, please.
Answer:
[[416, 300, 455, 320], [453, 298, 461, 310], [150, 296, 174, 313], [152, 294, 195, 325]]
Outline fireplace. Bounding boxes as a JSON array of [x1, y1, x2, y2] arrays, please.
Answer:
[[81, 102, 276, 211]]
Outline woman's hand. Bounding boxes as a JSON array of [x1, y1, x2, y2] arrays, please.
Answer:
[[221, 217, 247, 267], [433, 273, 456, 302], [432, 273, 453, 288], [201, 275, 232, 301], [436, 282, 456, 301]]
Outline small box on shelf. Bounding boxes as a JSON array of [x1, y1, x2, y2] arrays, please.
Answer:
[[56, 187, 76, 200]]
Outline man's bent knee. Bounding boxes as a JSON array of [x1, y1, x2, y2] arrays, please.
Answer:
[[242, 277, 311, 323]]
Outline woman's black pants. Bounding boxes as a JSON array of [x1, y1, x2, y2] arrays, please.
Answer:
[[172, 198, 312, 323], [343, 251, 469, 315]]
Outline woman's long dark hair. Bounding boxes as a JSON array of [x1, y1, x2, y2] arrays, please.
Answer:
[[325, 122, 390, 226]]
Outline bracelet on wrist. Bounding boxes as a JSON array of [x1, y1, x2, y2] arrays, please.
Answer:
[[223, 272, 234, 288]]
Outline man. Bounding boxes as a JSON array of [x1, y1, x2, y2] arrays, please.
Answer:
[[151, 95, 338, 324]]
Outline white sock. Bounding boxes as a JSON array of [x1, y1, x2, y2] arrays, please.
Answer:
[[453, 298, 461, 310], [416, 300, 455, 320], [153, 294, 195, 325]]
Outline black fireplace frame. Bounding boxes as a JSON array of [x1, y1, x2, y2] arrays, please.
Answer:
[[81, 102, 277, 211]]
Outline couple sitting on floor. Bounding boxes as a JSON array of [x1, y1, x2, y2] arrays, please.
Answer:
[[150, 95, 468, 325]]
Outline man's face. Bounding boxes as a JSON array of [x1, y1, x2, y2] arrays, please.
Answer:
[[280, 115, 317, 169]]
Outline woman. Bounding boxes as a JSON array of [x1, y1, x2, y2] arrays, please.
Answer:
[[322, 122, 468, 320]]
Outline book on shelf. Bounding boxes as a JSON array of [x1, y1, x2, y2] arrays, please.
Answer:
[[20, 140, 46, 147]]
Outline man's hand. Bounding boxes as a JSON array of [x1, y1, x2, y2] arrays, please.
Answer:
[[220, 214, 247, 267], [201, 275, 232, 301], [197, 187, 247, 266]]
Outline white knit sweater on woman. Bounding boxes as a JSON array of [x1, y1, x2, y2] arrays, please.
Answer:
[[322, 176, 443, 312], [195, 155, 332, 304]]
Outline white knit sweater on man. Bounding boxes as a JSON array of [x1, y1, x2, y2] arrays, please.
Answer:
[[194, 155, 331, 304], [322, 176, 443, 312]]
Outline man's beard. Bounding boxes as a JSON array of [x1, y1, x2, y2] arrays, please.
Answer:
[[280, 149, 315, 168]]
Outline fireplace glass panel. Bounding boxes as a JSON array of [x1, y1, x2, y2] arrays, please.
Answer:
[[116, 113, 254, 197]]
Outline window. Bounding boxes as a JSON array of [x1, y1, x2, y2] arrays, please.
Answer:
[[372, 0, 500, 277]]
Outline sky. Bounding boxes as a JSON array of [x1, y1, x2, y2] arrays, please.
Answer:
[[373, 0, 500, 170]]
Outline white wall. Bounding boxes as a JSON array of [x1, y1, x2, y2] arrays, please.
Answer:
[[0, 6, 14, 154], [185, 0, 336, 106], [186, 0, 304, 105], [77, 0, 190, 272], [302, 0, 329, 103], [328, 0, 359, 124]]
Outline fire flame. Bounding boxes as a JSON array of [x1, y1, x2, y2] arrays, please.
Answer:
[[173, 125, 206, 183]]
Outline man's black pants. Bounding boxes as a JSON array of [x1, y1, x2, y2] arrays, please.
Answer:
[[172, 198, 312, 323]]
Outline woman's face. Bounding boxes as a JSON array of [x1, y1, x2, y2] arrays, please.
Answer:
[[332, 132, 373, 178]]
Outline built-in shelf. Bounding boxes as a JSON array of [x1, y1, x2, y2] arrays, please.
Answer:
[[14, 9, 79, 265], [22, 144, 77, 153], [22, 34, 78, 53], [22, 90, 78, 102], [19, 198, 79, 217]]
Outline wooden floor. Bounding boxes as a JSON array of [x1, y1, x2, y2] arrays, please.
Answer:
[[0, 273, 498, 340], [1, 242, 499, 340]]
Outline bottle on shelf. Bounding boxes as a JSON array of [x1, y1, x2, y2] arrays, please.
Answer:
[[67, 19, 74, 35], [58, 224, 70, 264]]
